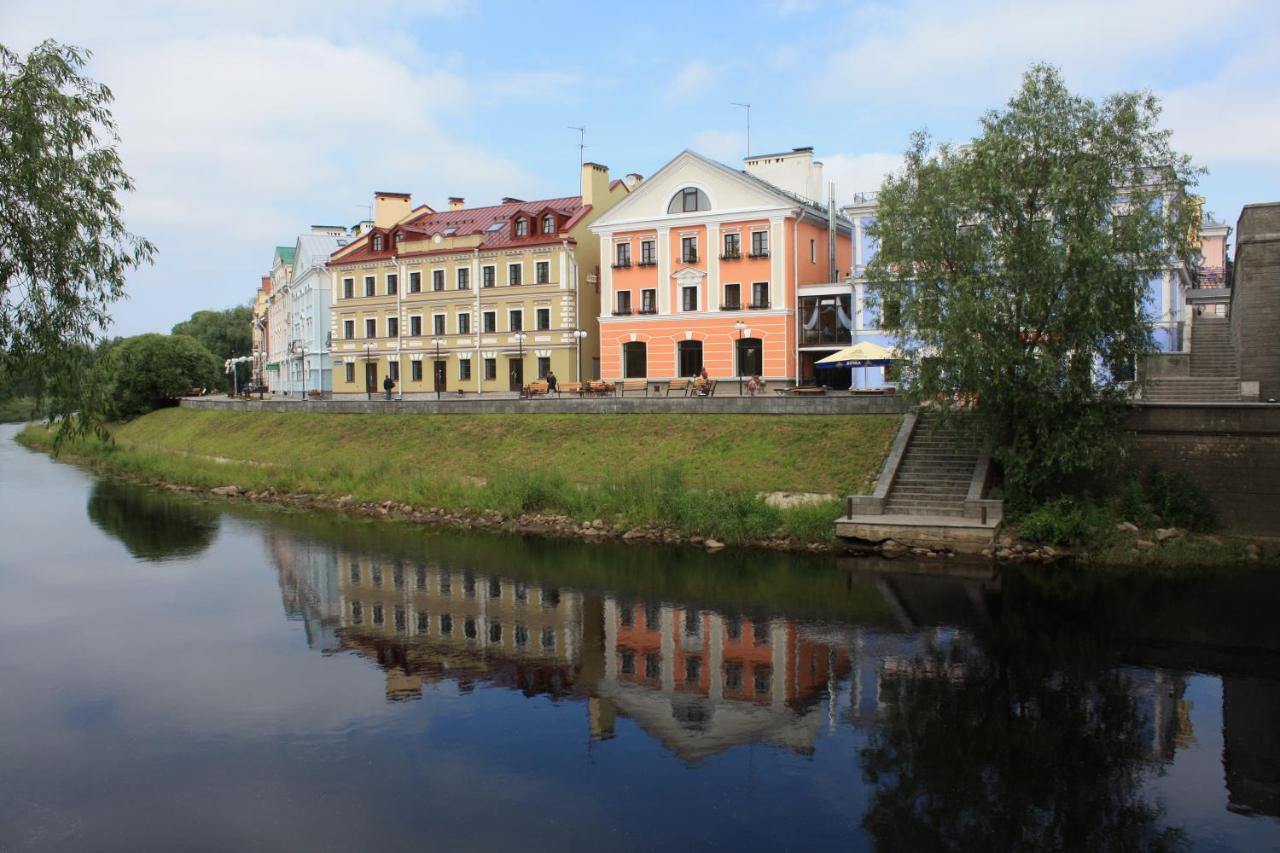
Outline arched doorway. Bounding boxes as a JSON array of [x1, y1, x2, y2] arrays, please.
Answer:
[[622, 341, 647, 378], [736, 337, 763, 377], [677, 340, 703, 377]]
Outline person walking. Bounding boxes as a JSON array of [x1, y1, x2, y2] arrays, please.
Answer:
[[546, 369, 558, 393], [383, 374, 395, 401]]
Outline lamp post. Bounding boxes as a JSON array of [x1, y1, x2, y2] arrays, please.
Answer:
[[733, 320, 747, 396], [513, 332, 527, 397], [430, 338, 444, 401], [365, 343, 374, 401], [571, 329, 588, 383]]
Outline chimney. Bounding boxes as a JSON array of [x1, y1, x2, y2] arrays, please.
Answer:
[[373, 192, 411, 228], [623, 173, 643, 190], [581, 162, 610, 208], [310, 225, 346, 236], [448, 197, 465, 211], [743, 147, 825, 202], [501, 197, 525, 205]]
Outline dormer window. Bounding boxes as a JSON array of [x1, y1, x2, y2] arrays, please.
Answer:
[[667, 186, 710, 214], [372, 234, 384, 252], [515, 218, 528, 237], [395, 231, 404, 243], [542, 214, 555, 235]]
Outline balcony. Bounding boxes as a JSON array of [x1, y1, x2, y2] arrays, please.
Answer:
[[611, 260, 632, 269], [720, 303, 742, 311], [720, 251, 741, 261], [612, 308, 633, 316], [748, 301, 770, 310], [637, 259, 657, 267], [681, 253, 699, 264], [748, 251, 769, 259], [639, 307, 658, 315]]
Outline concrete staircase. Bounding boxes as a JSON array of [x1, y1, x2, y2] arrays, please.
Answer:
[[882, 413, 980, 518], [1143, 319, 1241, 402]]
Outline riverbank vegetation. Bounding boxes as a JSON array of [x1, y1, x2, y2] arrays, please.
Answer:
[[19, 408, 900, 547]]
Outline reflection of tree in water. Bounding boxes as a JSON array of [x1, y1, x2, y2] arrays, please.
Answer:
[[87, 479, 219, 561], [859, 572, 1188, 852]]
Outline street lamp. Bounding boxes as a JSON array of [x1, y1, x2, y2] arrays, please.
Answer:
[[430, 338, 444, 400], [570, 329, 588, 382], [365, 343, 375, 401], [733, 320, 747, 396], [513, 332, 527, 397]]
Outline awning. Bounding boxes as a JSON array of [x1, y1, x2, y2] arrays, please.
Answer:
[[814, 342, 896, 367]]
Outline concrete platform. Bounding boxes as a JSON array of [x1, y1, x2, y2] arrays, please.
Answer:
[[835, 512, 1000, 552]]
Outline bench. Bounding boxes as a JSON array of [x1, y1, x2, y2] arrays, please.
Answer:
[[618, 379, 649, 397], [557, 381, 583, 397], [666, 378, 691, 396], [585, 380, 615, 396], [776, 385, 826, 396], [690, 378, 718, 397], [523, 380, 550, 397]]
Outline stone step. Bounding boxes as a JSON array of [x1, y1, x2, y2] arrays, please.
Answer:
[[883, 503, 967, 517], [895, 472, 973, 483]]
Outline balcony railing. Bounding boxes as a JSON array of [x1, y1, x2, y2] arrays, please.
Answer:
[[720, 251, 741, 261], [637, 258, 657, 267], [1194, 266, 1227, 288], [639, 307, 658, 315], [612, 308, 633, 316], [720, 302, 742, 311], [611, 260, 632, 269], [681, 252, 699, 264], [748, 301, 770, 310], [748, 251, 769, 259]]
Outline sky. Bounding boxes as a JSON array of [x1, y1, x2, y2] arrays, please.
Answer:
[[3, 0, 1278, 337]]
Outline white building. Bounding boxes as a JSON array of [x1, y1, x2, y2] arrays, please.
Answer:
[[284, 227, 350, 395], [265, 245, 293, 393]]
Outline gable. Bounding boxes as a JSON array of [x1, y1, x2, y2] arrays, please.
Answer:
[[591, 150, 798, 228]]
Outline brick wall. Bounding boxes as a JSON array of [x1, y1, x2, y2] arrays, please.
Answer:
[[1231, 203, 1280, 400]]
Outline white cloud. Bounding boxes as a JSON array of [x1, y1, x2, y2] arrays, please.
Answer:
[[668, 60, 717, 100], [821, 151, 905, 198], [1160, 51, 1280, 170], [691, 129, 747, 163]]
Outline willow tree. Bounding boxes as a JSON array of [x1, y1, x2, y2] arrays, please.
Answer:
[[0, 40, 154, 439], [867, 64, 1200, 505]]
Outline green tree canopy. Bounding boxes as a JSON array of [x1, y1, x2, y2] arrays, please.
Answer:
[[95, 333, 221, 419], [868, 65, 1200, 504], [171, 304, 253, 363], [0, 40, 154, 439]]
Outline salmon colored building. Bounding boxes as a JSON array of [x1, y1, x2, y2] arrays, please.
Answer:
[[589, 148, 852, 386]]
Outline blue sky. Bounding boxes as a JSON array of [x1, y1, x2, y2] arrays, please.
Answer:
[[3, 0, 1278, 337]]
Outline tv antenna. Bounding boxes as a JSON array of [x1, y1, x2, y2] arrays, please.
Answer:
[[731, 103, 751, 158], [568, 125, 586, 169]]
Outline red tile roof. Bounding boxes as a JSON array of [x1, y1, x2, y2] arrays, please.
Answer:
[[329, 195, 587, 266]]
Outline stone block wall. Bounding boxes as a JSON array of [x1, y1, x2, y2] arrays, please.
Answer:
[[1232, 203, 1280, 401]]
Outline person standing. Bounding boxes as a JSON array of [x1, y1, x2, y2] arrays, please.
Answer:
[[546, 369, 558, 393], [383, 374, 395, 401]]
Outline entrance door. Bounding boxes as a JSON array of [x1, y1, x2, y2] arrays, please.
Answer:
[[508, 358, 524, 392], [365, 362, 378, 395], [433, 361, 447, 393]]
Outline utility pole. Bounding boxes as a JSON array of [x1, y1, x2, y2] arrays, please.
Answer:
[[568, 125, 586, 176], [731, 103, 751, 158]]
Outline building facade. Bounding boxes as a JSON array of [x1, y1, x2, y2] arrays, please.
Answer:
[[589, 148, 851, 385], [251, 276, 272, 389], [281, 227, 350, 395], [327, 165, 631, 397], [265, 246, 294, 391]]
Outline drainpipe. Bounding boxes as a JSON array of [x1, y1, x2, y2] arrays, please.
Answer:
[[564, 238, 579, 381], [793, 215, 800, 383], [396, 256, 404, 400]]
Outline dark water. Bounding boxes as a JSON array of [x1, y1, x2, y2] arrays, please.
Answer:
[[1, 424, 1278, 852]]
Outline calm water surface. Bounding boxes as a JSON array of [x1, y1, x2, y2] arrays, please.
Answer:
[[1, 423, 1278, 851]]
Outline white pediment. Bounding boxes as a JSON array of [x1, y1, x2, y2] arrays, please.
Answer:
[[673, 267, 706, 285]]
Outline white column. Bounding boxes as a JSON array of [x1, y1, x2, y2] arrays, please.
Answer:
[[708, 613, 724, 701], [603, 597, 618, 681], [660, 605, 675, 693], [770, 217, 786, 308], [657, 226, 671, 314], [706, 222, 720, 311], [599, 231, 613, 312]]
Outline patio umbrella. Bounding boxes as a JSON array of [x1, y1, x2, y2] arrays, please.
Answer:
[[814, 342, 896, 389]]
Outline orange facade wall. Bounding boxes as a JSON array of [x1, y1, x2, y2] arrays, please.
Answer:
[[600, 312, 791, 380], [796, 219, 852, 285]]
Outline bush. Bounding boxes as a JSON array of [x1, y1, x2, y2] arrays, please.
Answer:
[[1017, 496, 1112, 546], [95, 334, 222, 420], [1142, 466, 1216, 532]]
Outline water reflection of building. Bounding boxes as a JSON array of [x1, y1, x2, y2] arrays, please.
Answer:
[[1223, 676, 1280, 818], [337, 550, 586, 701], [270, 532, 342, 653], [592, 597, 850, 761]]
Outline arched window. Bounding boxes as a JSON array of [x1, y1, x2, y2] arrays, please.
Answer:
[[667, 186, 710, 214], [622, 341, 647, 378], [677, 340, 703, 377], [372, 234, 384, 252], [542, 214, 555, 234], [736, 337, 763, 377], [515, 218, 528, 237]]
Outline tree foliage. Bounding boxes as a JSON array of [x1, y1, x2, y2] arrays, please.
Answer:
[[171, 305, 252, 363], [94, 333, 221, 420], [0, 40, 154, 439], [868, 65, 1200, 504]]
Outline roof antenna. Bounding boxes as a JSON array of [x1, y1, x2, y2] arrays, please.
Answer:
[[568, 125, 586, 171], [731, 103, 751, 159]]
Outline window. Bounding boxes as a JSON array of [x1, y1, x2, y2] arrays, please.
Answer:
[[753, 621, 769, 644], [343, 319, 355, 339], [723, 283, 741, 310], [432, 269, 444, 291], [645, 653, 661, 679], [515, 624, 529, 647], [372, 234, 383, 252], [724, 662, 743, 691], [342, 277, 354, 299], [508, 310, 522, 331], [684, 609, 700, 636], [677, 340, 703, 377], [457, 268, 470, 290], [365, 318, 377, 338], [344, 363, 355, 383], [456, 358, 470, 380], [350, 601, 362, 624], [751, 282, 769, 308], [620, 651, 636, 675], [482, 265, 495, 288], [726, 616, 742, 640], [433, 315, 445, 335], [409, 316, 421, 337], [681, 236, 698, 263], [386, 273, 398, 295], [685, 655, 702, 685], [483, 311, 496, 333], [640, 240, 656, 265], [622, 341, 646, 378], [440, 613, 453, 635], [484, 357, 497, 380], [535, 261, 549, 284], [508, 263, 522, 286], [542, 214, 555, 234], [641, 289, 656, 314], [723, 233, 740, 259], [416, 611, 428, 634], [411, 360, 423, 382], [736, 337, 763, 376], [541, 627, 555, 650], [668, 186, 710, 214], [464, 617, 477, 639], [387, 317, 398, 338], [364, 276, 375, 297], [751, 231, 769, 258], [389, 360, 400, 382], [682, 286, 698, 312], [489, 577, 502, 599], [536, 308, 550, 330], [515, 218, 528, 237], [537, 356, 550, 378], [457, 313, 471, 334], [408, 271, 421, 293], [440, 573, 451, 595], [615, 243, 631, 268], [619, 603, 634, 627], [753, 666, 772, 695], [809, 238, 817, 263], [615, 291, 632, 315]]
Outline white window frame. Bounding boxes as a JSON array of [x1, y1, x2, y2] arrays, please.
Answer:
[[456, 311, 472, 335], [432, 269, 445, 291], [386, 272, 398, 294], [482, 264, 496, 288], [535, 307, 551, 330], [508, 262, 523, 286], [365, 317, 377, 338], [483, 310, 497, 333], [508, 308, 524, 332], [681, 285, 699, 312], [364, 275, 376, 297], [408, 315, 422, 337], [343, 319, 355, 339], [386, 316, 399, 338], [432, 313, 446, 336], [535, 260, 550, 284], [457, 267, 470, 290]]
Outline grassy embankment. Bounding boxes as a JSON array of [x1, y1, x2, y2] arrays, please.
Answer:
[[19, 408, 899, 545], [0, 397, 41, 423]]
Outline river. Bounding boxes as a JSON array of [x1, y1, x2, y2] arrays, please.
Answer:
[[1, 423, 1277, 851]]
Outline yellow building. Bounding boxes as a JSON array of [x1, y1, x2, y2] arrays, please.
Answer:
[[328, 164, 635, 396]]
